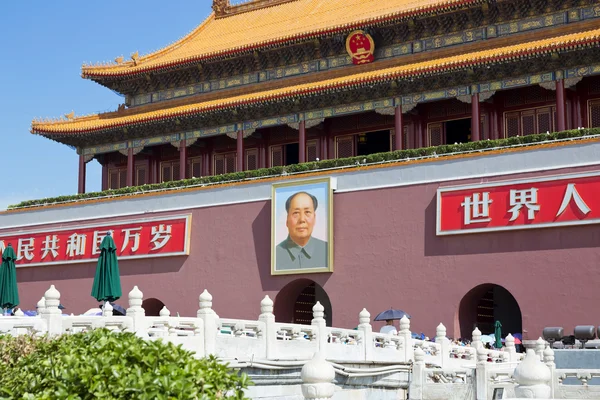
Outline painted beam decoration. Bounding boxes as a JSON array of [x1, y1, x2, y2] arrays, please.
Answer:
[[0, 215, 191, 267], [436, 172, 600, 235]]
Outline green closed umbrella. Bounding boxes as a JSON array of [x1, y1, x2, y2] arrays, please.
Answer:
[[494, 320, 503, 349], [0, 244, 19, 313], [91, 234, 122, 303]]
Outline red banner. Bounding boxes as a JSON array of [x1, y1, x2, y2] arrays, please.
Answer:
[[0, 215, 191, 267], [437, 172, 600, 235]]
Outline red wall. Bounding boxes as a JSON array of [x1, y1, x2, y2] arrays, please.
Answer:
[[14, 164, 600, 341]]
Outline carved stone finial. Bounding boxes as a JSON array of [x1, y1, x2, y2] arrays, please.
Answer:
[[36, 297, 46, 316], [505, 333, 515, 348], [159, 306, 171, 317], [260, 295, 274, 315], [44, 285, 61, 315], [14, 308, 24, 317], [312, 301, 325, 321], [359, 308, 370, 325], [102, 301, 113, 317], [544, 346, 555, 365], [128, 286, 143, 307], [199, 289, 213, 310], [472, 327, 482, 342], [399, 315, 410, 332], [513, 349, 552, 398], [436, 323, 446, 339], [414, 347, 426, 363], [301, 352, 335, 399]]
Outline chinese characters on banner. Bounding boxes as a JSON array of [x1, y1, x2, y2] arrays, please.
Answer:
[[436, 172, 600, 235], [0, 215, 191, 267]]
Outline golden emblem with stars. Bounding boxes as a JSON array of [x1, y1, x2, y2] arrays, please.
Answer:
[[346, 30, 375, 65]]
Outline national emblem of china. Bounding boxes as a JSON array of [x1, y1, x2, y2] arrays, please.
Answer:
[[346, 30, 375, 65]]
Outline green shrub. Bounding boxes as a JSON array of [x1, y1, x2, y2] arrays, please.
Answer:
[[9, 127, 600, 210], [0, 329, 251, 400]]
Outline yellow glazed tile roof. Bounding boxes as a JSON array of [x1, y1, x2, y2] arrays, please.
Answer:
[[35, 28, 600, 135], [82, 0, 481, 78]]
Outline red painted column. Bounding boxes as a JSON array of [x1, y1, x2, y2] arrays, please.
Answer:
[[78, 155, 86, 194], [471, 93, 481, 142], [394, 105, 403, 151], [236, 131, 244, 172], [101, 163, 108, 191], [298, 120, 306, 163], [576, 94, 583, 128], [126, 148, 134, 187], [179, 139, 187, 180], [556, 79, 566, 132]]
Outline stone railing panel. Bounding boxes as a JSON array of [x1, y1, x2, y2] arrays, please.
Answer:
[[325, 327, 363, 361], [217, 319, 266, 359]]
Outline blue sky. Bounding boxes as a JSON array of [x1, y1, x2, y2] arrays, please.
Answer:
[[0, 1, 211, 210]]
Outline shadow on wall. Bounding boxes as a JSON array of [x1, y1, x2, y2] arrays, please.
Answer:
[[423, 194, 600, 256], [16, 256, 187, 284]]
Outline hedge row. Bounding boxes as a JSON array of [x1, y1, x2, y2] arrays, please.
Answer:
[[9, 128, 600, 210]]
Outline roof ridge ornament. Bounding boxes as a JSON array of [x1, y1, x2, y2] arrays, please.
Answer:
[[213, 0, 300, 19]]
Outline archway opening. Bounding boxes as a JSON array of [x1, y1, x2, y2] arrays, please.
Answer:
[[142, 298, 166, 317], [274, 279, 332, 327], [458, 284, 522, 339]]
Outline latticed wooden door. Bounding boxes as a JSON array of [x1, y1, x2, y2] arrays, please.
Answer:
[[135, 165, 147, 186], [293, 283, 316, 325], [270, 145, 284, 167], [188, 156, 202, 178], [428, 123, 444, 147], [245, 148, 258, 171], [214, 153, 236, 175], [589, 100, 600, 128], [335, 135, 355, 158], [306, 140, 318, 162]]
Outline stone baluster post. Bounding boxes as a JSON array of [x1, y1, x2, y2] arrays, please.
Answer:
[[312, 302, 327, 359], [476, 347, 489, 400], [544, 346, 556, 398], [102, 302, 113, 317], [126, 286, 147, 336], [36, 297, 46, 318], [535, 337, 546, 361], [505, 333, 517, 362], [358, 308, 373, 361], [399, 315, 413, 362], [514, 349, 552, 398], [197, 289, 218, 355], [258, 295, 276, 360], [472, 327, 482, 350], [435, 323, 449, 368], [159, 306, 178, 337], [301, 352, 335, 400], [408, 347, 426, 400], [43, 285, 63, 336]]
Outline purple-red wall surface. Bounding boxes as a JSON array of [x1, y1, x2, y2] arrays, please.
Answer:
[[13, 164, 600, 341]]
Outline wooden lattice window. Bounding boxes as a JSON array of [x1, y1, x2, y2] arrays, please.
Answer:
[[136, 165, 147, 186], [428, 123, 444, 146], [160, 161, 181, 182], [108, 167, 128, 190], [246, 148, 258, 171], [504, 106, 556, 138], [214, 153, 236, 175], [306, 140, 318, 162], [271, 145, 284, 167], [335, 135, 355, 158], [589, 100, 600, 128], [188, 156, 202, 178]]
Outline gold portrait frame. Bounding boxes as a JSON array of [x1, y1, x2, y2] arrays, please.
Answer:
[[270, 177, 334, 276]]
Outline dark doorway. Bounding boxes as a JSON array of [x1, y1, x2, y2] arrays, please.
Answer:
[[274, 280, 332, 327], [142, 298, 166, 317], [357, 130, 391, 156], [285, 143, 299, 165], [446, 118, 471, 144], [458, 284, 522, 338]]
